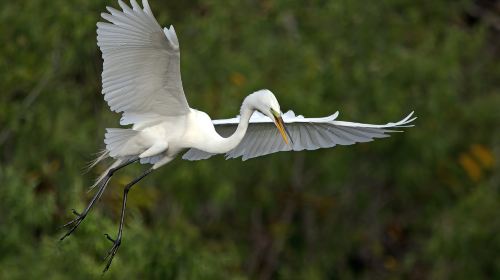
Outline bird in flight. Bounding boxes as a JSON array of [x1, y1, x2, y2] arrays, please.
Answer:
[[60, 0, 416, 273]]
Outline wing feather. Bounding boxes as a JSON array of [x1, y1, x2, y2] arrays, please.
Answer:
[[182, 111, 416, 161], [97, 0, 190, 126]]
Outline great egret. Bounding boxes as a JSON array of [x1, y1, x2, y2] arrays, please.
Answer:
[[60, 0, 416, 272]]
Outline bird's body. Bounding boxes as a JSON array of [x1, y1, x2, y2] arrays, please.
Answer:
[[101, 96, 259, 170], [60, 0, 416, 273], [106, 108, 231, 161]]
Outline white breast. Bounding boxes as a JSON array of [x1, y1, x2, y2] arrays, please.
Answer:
[[182, 109, 222, 150]]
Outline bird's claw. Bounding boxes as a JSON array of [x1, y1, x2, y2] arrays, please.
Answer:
[[71, 208, 81, 216], [104, 233, 116, 243], [102, 235, 121, 274], [59, 210, 86, 241]]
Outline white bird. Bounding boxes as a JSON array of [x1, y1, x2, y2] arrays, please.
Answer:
[[60, 0, 416, 272]]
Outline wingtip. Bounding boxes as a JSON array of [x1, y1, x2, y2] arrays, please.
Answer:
[[130, 0, 141, 11], [101, 12, 113, 22], [397, 111, 416, 125], [164, 25, 179, 48], [401, 111, 414, 121], [106, 6, 121, 15], [142, 0, 153, 15]]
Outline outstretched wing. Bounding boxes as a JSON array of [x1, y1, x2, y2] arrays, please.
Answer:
[[182, 111, 416, 161], [97, 0, 189, 126]]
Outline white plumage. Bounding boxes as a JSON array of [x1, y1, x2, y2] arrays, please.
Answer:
[[94, 0, 416, 169], [97, 0, 189, 124], [183, 110, 415, 161], [61, 0, 416, 273]]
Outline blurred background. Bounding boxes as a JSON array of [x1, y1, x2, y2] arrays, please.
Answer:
[[1, 0, 499, 279]]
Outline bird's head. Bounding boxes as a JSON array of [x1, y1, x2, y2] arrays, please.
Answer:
[[245, 89, 291, 145]]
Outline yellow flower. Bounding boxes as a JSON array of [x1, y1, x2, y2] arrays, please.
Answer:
[[470, 144, 494, 169], [459, 153, 482, 181], [229, 72, 245, 87]]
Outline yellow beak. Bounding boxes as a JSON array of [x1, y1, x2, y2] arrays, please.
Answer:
[[274, 116, 289, 145]]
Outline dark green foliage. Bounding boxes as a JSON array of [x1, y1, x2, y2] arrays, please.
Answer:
[[0, 0, 498, 279]]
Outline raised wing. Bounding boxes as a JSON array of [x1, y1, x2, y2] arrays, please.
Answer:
[[182, 111, 416, 161], [97, 0, 190, 126]]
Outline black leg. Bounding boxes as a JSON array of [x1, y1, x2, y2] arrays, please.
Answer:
[[102, 168, 153, 273], [59, 157, 139, 241]]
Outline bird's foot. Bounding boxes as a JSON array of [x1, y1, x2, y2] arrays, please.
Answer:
[[102, 233, 122, 273], [59, 209, 86, 241]]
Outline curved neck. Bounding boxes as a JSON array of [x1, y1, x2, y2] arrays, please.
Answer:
[[211, 104, 254, 154]]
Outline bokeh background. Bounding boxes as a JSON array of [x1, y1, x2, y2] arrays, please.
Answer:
[[1, 0, 499, 279]]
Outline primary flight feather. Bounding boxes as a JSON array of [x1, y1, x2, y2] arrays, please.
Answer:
[[60, 0, 416, 273]]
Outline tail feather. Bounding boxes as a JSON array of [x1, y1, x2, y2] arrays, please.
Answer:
[[86, 128, 139, 191], [88, 158, 124, 192], [104, 128, 139, 158], [84, 149, 110, 173]]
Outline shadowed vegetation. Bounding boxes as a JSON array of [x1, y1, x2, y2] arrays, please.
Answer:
[[0, 0, 499, 279]]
